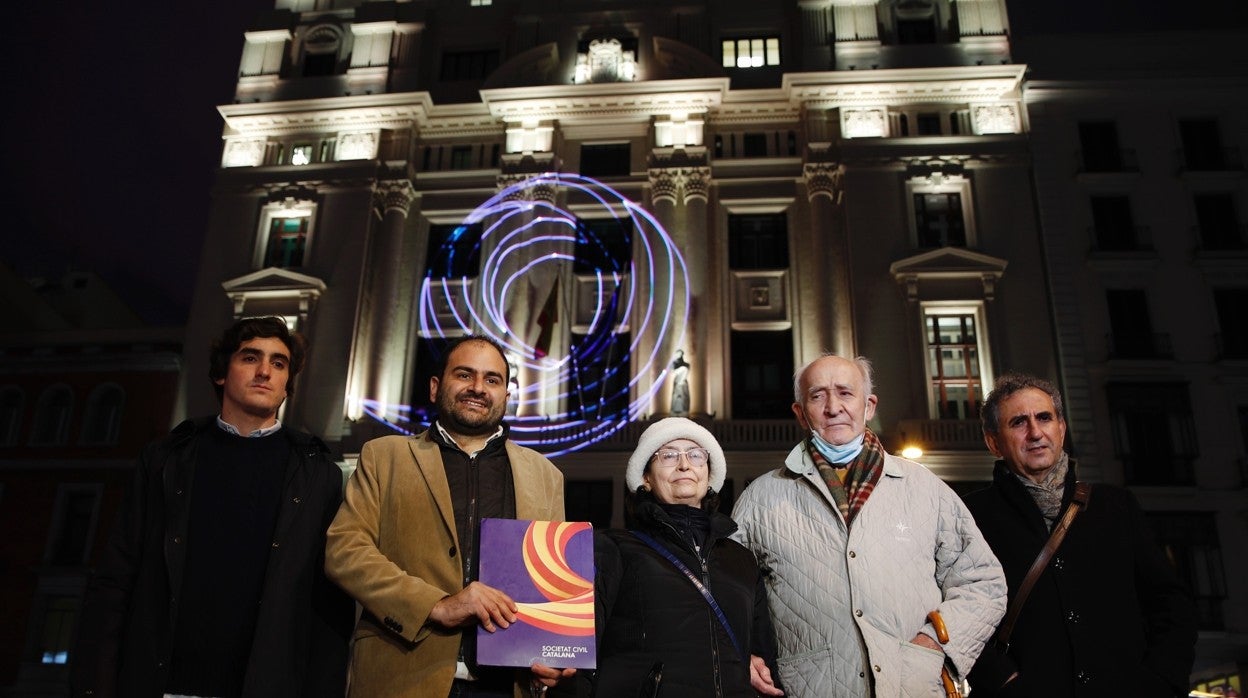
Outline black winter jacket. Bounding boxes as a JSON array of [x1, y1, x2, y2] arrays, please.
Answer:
[[589, 497, 776, 698], [71, 417, 353, 697], [963, 461, 1197, 698]]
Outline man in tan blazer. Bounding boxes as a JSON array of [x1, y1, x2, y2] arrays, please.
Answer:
[[326, 335, 572, 697]]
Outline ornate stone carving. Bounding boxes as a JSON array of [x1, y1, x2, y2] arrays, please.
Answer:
[[223, 138, 266, 168], [373, 180, 417, 216], [972, 104, 1018, 135], [337, 130, 379, 160], [841, 108, 887, 138], [649, 168, 680, 205], [682, 167, 710, 203], [804, 162, 845, 203]]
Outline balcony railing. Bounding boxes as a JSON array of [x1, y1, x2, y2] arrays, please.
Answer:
[[1177, 146, 1244, 172], [1192, 224, 1248, 251], [1106, 332, 1173, 360], [896, 419, 985, 451], [1076, 147, 1139, 173], [1212, 332, 1248, 360], [1088, 225, 1153, 252]]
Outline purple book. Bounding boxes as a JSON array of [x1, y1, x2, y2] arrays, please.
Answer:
[[476, 518, 596, 669]]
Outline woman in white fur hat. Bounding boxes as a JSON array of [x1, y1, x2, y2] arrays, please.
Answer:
[[586, 418, 783, 698]]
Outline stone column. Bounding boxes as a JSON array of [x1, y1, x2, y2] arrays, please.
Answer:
[[362, 179, 417, 415], [646, 167, 684, 416], [681, 167, 710, 416], [804, 162, 855, 358]]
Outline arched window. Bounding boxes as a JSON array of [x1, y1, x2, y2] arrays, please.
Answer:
[[80, 384, 125, 445], [301, 25, 342, 77], [0, 386, 23, 446], [31, 385, 73, 446]]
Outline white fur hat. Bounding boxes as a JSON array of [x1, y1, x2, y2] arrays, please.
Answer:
[[626, 417, 726, 493]]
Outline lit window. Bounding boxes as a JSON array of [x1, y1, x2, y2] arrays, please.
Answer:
[[470, 0, 492, 5], [291, 144, 313, 166], [906, 175, 976, 248], [36, 596, 80, 665], [922, 305, 992, 420], [256, 200, 316, 269], [722, 37, 780, 69]]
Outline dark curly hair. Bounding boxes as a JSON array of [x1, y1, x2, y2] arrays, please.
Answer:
[[208, 316, 307, 402], [981, 372, 1064, 436]]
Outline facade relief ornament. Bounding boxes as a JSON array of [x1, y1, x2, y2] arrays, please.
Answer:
[[223, 138, 266, 168], [804, 162, 846, 203], [682, 167, 710, 203], [649, 169, 680, 205], [971, 103, 1018, 135], [373, 180, 417, 217]]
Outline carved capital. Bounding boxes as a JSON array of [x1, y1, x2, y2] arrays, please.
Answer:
[[804, 162, 845, 203], [648, 168, 680, 205], [373, 180, 417, 217], [682, 167, 710, 204]]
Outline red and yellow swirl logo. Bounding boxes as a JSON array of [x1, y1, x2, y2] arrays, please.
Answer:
[[515, 521, 594, 636]]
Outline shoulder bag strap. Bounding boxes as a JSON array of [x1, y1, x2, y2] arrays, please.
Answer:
[[994, 481, 1092, 650], [629, 530, 745, 660]]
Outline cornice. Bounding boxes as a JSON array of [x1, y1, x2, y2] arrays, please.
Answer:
[[219, 92, 436, 135], [480, 77, 728, 122], [783, 64, 1026, 107]]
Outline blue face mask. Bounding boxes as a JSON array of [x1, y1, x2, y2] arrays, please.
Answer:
[[810, 431, 865, 464]]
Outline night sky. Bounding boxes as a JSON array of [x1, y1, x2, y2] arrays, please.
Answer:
[[2, 0, 1244, 326]]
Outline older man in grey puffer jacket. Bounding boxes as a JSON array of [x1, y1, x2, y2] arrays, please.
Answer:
[[733, 355, 1005, 697]]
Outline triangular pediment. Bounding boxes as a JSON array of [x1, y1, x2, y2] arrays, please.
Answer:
[[889, 247, 1008, 278], [222, 267, 327, 294]]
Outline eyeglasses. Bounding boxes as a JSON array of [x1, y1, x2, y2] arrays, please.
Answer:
[[653, 448, 710, 467]]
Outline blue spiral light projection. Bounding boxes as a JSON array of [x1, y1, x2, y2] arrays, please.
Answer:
[[363, 172, 689, 456]]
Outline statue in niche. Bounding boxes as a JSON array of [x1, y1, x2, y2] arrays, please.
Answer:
[[669, 349, 690, 416]]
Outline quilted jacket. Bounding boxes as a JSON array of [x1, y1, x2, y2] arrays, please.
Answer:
[[732, 443, 1006, 697]]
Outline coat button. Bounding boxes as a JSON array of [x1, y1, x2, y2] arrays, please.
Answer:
[[1066, 610, 1080, 623], [175, 489, 183, 495], [172, 536, 182, 544], [1076, 670, 1091, 683], [272, 541, 280, 548], [855, 609, 863, 617], [848, 551, 856, 558], [292, 496, 301, 504], [1052, 556, 1064, 569], [449, 546, 457, 557], [873, 665, 881, 672]]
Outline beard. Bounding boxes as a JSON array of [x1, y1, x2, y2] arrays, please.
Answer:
[[436, 386, 505, 436]]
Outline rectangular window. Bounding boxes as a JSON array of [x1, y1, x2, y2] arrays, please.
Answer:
[[425, 223, 483, 278], [264, 217, 310, 268], [290, 144, 313, 166], [35, 596, 80, 665], [579, 143, 631, 177], [741, 133, 768, 157], [470, 0, 492, 5], [1179, 118, 1227, 171], [1078, 121, 1125, 172], [1107, 383, 1198, 486], [925, 313, 984, 420], [721, 37, 781, 68], [1194, 193, 1242, 250], [1145, 512, 1226, 630], [914, 192, 966, 247], [1105, 289, 1167, 359], [449, 145, 475, 170], [1213, 288, 1248, 359], [730, 329, 794, 418], [1089, 196, 1138, 251], [896, 17, 936, 44], [728, 213, 789, 269], [916, 113, 942, 136], [574, 218, 633, 274], [45, 486, 101, 566], [439, 49, 500, 81], [568, 332, 631, 420]]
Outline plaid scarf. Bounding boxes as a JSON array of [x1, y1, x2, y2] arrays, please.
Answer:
[[809, 428, 886, 526]]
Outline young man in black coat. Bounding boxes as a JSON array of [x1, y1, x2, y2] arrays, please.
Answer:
[[71, 316, 352, 697], [963, 373, 1197, 697]]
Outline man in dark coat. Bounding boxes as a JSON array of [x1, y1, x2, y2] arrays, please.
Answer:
[[71, 316, 352, 697], [963, 373, 1197, 697]]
